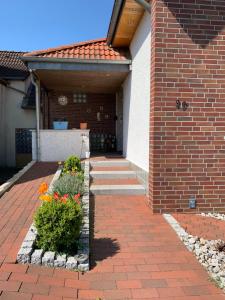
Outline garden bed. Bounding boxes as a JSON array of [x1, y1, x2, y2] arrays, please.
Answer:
[[17, 158, 90, 272], [164, 214, 225, 291]]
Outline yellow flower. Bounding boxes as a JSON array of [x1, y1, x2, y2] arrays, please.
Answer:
[[38, 182, 48, 194], [39, 194, 52, 202]]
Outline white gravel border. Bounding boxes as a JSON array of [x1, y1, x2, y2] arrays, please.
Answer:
[[0, 160, 36, 198], [17, 160, 90, 272], [200, 212, 225, 221], [163, 213, 225, 290]]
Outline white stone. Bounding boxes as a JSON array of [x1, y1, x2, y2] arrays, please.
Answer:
[[200, 238, 206, 245], [189, 237, 197, 244], [54, 254, 67, 268], [78, 263, 89, 272], [21, 241, 34, 249], [66, 257, 77, 270], [74, 254, 88, 264], [17, 247, 33, 264], [24, 230, 36, 242], [42, 251, 55, 267], [31, 249, 44, 265]]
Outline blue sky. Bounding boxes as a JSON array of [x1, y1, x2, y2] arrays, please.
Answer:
[[0, 0, 114, 52]]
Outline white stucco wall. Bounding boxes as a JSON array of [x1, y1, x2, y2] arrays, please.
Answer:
[[32, 130, 90, 162], [123, 12, 151, 172], [0, 83, 7, 166], [116, 92, 123, 152], [0, 80, 36, 167]]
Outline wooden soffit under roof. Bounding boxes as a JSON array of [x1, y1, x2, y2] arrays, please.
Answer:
[[111, 0, 146, 47]]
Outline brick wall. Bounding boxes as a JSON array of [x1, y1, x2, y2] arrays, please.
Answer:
[[150, 0, 225, 213], [44, 91, 116, 135]]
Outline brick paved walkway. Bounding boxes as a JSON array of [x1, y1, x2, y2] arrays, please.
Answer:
[[174, 213, 225, 241], [0, 163, 224, 299]]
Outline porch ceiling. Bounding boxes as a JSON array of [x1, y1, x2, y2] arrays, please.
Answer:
[[36, 70, 128, 93]]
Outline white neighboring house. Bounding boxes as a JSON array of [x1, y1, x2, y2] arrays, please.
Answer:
[[0, 51, 36, 167]]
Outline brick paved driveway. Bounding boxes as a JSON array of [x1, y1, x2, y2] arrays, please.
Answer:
[[0, 163, 224, 299]]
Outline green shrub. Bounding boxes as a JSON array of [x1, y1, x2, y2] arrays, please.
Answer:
[[63, 155, 82, 174], [53, 173, 84, 197], [34, 198, 83, 253]]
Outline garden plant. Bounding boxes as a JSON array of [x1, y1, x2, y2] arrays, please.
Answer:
[[34, 156, 84, 254]]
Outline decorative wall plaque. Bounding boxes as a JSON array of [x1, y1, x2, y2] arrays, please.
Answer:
[[58, 95, 68, 106]]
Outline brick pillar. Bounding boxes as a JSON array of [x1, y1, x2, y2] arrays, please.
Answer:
[[150, 0, 225, 213]]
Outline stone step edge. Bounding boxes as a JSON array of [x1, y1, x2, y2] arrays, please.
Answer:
[[90, 184, 146, 195], [90, 160, 129, 167], [90, 170, 136, 178], [90, 184, 145, 190]]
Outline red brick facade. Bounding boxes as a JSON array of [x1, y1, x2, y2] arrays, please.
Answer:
[[43, 91, 116, 134], [150, 0, 225, 213]]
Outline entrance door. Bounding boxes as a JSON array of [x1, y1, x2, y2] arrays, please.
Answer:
[[116, 91, 123, 152]]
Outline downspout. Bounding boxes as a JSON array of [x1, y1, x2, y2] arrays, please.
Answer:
[[30, 70, 40, 161], [134, 0, 151, 12]]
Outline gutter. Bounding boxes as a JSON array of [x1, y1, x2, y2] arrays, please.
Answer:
[[107, 0, 124, 46], [30, 70, 40, 162], [22, 56, 131, 65]]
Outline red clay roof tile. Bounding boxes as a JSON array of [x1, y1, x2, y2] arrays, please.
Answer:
[[24, 38, 130, 61]]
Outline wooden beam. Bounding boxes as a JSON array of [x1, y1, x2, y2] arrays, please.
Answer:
[[112, 0, 145, 47]]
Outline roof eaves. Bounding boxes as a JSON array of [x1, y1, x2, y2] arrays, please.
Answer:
[[107, 0, 125, 46], [22, 56, 132, 65]]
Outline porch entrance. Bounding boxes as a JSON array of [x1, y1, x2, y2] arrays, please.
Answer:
[[24, 46, 130, 160], [43, 90, 117, 153]]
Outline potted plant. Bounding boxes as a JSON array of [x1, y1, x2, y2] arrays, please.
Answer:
[[80, 122, 87, 130]]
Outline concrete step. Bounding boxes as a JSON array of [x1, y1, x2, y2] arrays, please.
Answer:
[[92, 178, 140, 185], [90, 170, 136, 179], [90, 160, 130, 168], [90, 184, 146, 195]]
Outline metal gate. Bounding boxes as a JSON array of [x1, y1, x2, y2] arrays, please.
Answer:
[[15, 128, 33, 167]]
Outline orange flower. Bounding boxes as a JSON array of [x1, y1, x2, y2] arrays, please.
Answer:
[[39, 194, 52, 202], [38, 182, 48, 194], [61, 197, 67, 204], [60, 194, 69, 204]]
